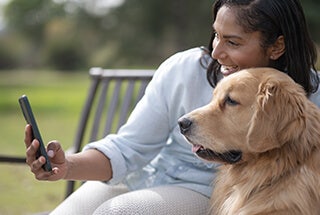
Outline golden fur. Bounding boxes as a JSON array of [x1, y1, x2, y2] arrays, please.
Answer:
[[180, 68, 320, 215]]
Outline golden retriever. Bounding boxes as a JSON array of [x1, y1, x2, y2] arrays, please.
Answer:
[[178, 68, 320, 215]]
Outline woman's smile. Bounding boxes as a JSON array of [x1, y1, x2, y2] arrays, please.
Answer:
[[220, 65, 239, 76]]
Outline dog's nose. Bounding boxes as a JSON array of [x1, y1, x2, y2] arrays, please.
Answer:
[[178, 117, 193, 135]]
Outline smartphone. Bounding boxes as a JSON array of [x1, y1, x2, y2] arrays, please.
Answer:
[[19, 95, 52, 172]]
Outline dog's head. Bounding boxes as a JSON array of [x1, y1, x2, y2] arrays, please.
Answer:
[[178, 67, 307, 164]]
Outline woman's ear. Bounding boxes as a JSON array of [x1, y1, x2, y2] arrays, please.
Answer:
[[269, 35, 285, 60]]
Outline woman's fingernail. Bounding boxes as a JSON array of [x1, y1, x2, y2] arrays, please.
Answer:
[[47, 150, 54, 158]]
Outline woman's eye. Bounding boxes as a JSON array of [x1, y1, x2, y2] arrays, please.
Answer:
[[228, 40, 239, 46], [225, 96, 239, 106]]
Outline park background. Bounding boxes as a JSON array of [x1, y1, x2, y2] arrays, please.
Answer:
[[0, 0, 319, 214]]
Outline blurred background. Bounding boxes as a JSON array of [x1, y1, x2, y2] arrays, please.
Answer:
[[0, 0, 215, 70], [0, 0, 319, 214], [0, 0, 318, 71]]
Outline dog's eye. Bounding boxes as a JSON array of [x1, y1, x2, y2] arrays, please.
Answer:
[[225, 96, 239, 106]]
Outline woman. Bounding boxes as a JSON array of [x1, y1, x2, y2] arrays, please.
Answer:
[[25, 0, 320, 214]]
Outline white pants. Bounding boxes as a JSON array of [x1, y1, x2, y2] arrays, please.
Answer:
[[50, 181, 210, 215]]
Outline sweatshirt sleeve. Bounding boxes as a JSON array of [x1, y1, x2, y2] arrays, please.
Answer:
[[82, 50, 195, 184], [309, 72, 320, 108]]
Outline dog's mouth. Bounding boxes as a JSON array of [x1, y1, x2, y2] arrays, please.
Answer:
[[192, 144, 242, 164]]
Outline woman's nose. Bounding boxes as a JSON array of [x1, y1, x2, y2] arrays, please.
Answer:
[[211, 40, 226, 60]]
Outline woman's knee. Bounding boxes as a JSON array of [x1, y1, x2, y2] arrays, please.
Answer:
[[50, 181, 128, 215], [93, 186, 209, 215]]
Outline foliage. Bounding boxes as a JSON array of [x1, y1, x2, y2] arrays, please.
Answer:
[[0, 38, 17, 68], [4, 0, 65, 41], [41, 18, 87, 70], [0, 0, 319, 70], [101, 0, 213, 66]]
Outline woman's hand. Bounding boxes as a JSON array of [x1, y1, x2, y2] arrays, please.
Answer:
[[24, 124, 68, 181]]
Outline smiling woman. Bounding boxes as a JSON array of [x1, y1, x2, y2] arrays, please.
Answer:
[[20, 0, 320, 214], [207, 0, 319, 97], [211, 7, 275, 76]]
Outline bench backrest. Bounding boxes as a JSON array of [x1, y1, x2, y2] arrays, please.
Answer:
[[65, 67, 155, 197]]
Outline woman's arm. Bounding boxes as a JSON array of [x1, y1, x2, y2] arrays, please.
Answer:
[[64, 149, 112, 181]]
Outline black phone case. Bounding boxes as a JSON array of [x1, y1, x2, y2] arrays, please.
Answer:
[[19, 95, 52, 171]]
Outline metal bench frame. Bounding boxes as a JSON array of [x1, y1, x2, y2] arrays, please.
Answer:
[[65, 67, 155, 197]]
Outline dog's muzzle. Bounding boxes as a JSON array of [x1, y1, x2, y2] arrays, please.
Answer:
[[178, 117, 242, 164]]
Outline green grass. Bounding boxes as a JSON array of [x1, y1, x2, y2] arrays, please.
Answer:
[[0, 70, 89, 214]]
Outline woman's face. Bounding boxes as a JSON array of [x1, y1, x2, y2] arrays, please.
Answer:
[[212, 6, 272, 77]]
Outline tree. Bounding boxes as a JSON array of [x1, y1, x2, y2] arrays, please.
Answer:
[[94, 0, 213, 67], [4, 0, 65, 42], [0, 0, 319, 70]]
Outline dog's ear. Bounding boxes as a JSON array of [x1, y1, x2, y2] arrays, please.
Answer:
[[246, 77, 306, 153]]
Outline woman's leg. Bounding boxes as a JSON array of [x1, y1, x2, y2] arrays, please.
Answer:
[[93, 185, 210, 215], [50, 181, 129, 215]]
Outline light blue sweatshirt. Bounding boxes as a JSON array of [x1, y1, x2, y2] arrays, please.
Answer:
[[84, 47, 320, 197]]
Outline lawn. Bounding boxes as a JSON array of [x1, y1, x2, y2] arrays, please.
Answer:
[[0, 70, 89, 214]]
